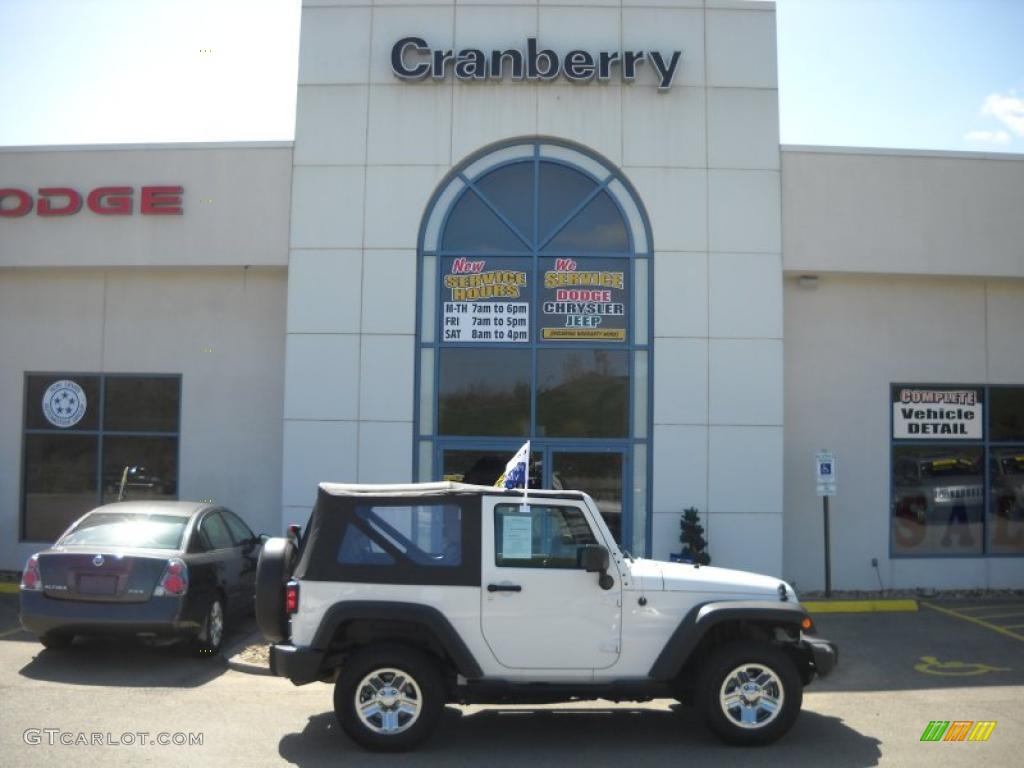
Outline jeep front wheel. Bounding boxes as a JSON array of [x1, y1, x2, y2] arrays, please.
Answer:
[[698, 641, 802, 746], [334, 645, 444, 752]]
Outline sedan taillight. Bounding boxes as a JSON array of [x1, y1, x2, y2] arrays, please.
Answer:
[[154, 558, 189, 597], [20, 554, 42, 591]]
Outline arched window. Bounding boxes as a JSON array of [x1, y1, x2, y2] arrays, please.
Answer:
[[415, 140, 652, 553]]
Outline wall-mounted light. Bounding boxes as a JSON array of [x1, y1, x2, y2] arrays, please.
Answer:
[[798, 275, 819, 289]]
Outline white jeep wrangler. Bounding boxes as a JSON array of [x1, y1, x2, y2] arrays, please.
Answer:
[[256, 482, 837, 751]]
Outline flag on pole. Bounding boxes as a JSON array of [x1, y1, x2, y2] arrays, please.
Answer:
[[495, 441, 530, 490]]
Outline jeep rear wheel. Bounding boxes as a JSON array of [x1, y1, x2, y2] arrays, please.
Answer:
[[334, 645, 444, 752], [698, 641, 802, 746]]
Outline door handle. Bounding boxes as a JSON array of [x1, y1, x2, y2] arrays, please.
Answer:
[[487, 583, 522, 593]]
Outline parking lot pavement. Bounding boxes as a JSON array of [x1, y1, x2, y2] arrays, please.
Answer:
[[0, 596, 1021, 767], [808, 599, 1024, 692]]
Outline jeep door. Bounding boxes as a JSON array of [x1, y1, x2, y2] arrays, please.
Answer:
[[480, 497, 622, 670]]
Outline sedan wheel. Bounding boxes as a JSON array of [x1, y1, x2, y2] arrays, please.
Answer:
[[195, 597, 225, 655]]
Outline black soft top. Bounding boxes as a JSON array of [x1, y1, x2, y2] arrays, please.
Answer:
[[292, 482, 588, 585]]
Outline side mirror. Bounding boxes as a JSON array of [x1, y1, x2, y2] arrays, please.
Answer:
[[579, 544, 614, 590], [579, 544, 609, 573]]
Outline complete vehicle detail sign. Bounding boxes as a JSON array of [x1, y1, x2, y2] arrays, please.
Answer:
[[892, 386, 984, 439], [393, 37, 683, 90]]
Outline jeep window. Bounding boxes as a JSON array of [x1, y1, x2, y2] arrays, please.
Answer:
[[337, 505, 462, 568], [494, 503, 597, 568]]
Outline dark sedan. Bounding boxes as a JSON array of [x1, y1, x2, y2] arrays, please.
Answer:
[[19, 501, 264, 654]]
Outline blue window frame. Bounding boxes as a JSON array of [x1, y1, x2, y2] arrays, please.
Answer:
[[414, 139, 653, 555]]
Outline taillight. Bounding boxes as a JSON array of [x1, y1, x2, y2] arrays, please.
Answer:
[[20, 554, 42, 591], [154, 558, 189, 597], [285, 581, 299, 614]]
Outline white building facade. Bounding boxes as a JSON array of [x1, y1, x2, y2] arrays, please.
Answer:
[[1, 1, 1020, 591]]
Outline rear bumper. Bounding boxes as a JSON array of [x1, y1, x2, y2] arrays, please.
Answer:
[[803, 635, 839, 678], [19, 590, 199, 639], [270, 643, 326, 685]]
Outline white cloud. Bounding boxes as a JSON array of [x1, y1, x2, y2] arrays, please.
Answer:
[[964, 129, 1012, 145], [981, 93, 1024, 136]]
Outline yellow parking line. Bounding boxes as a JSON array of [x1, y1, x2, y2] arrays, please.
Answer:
[[951, 604, 1006, 612], [1003, 624, 1024, 630], [0, 583, 19, 595], [973, 611, 1024, 620], [0, 627, 24, 639], [921, 601, 1024, 642]]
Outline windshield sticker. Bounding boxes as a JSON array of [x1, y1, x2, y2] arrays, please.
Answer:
[[501, 514, 533, 560]]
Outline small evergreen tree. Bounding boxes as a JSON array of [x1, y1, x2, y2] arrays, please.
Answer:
[[679, 507, 711, 565]]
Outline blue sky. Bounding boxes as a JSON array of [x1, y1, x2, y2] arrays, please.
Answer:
[[0, 0, 1021, 153]]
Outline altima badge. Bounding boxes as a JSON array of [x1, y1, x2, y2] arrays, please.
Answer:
[[92, 555, 104, 567]]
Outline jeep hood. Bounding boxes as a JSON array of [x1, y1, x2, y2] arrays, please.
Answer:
[[627, 558, 795, 600]]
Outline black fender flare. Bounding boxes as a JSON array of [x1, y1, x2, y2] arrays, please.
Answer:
[[312, 600, 483, 679], [649, 600, 810, 680]]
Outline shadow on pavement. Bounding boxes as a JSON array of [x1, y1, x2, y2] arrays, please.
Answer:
[[18, 634, 229, 688], [279, 706, 881, 768]]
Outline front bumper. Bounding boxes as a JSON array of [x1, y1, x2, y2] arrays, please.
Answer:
[[19, 590, 198, 639], [803, 635, 839, 678], [270, 643, 326, 685]]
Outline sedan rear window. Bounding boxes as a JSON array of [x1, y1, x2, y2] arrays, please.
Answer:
[[59, 513, 187, 550]]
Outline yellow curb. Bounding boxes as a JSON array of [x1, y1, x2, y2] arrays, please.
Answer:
[[0, 583, 19, 595], [802, 599, 919, 613]]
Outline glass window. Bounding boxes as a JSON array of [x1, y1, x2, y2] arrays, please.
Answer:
[[22, 374, 181, 541], [101, 437, 178, 503], [221, 509, 255, 545], [338, 505, 462, 567], [442, 190, 527, 253], [495, 503, 597, 568], [23, 434, 98, 541], [200, 513, 235, 550], [59, 512, 188, 550], [891, 383, 1024, 557], [418, 141, 653, 554], [438, 349, 530, 436], [338, 525, 395, 566], [538, 163, 598, 246], [475, 161, 536, 246], [891, 446, 984, 556], [537, 350, 628, 437], [991, 387, 1024, 442], [989, 448, 1024, 554], [542, 192, 628, 253], [104, 377, 180, 432]]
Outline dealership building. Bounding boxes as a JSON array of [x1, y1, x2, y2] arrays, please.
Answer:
[[1, 0, 1022, 592]]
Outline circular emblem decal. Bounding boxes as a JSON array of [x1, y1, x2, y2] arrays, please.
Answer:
[[42, 380, 87, 428], [93, 555, 105, 567]]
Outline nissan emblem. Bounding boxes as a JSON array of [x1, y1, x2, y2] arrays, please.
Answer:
[[93, 555, 104, 567]]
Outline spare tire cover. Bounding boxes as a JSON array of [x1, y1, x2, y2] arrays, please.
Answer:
[[255, 537, 296, 643]]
